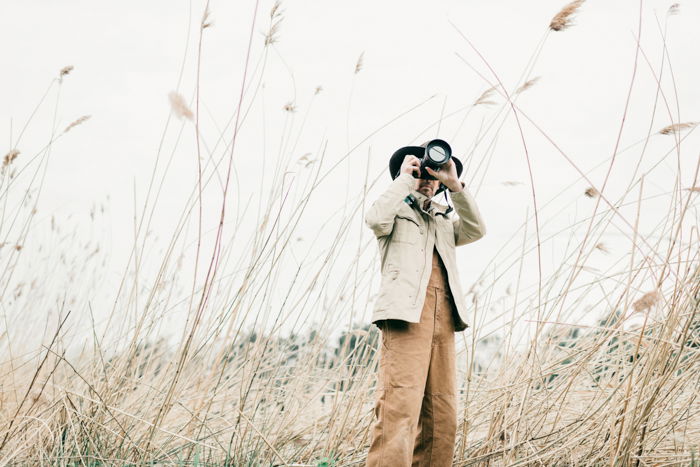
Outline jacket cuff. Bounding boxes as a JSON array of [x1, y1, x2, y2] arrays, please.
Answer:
[[394, 172, 415, 190], [448, 181, 466, 193], [450, 184, 487, 238]]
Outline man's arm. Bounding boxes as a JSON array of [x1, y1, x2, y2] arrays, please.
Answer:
[[364, 172, 415, 237], [449, 181, 486, 246]]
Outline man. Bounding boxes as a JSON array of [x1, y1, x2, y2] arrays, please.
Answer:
[[364, 142, 486, 466]]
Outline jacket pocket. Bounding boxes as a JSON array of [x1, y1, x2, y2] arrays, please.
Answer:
[[379, 320, 390, 350], [392, 215, 420, 244]]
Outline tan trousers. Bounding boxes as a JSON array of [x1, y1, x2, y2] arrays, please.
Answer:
[[367, 247, 459, 467]]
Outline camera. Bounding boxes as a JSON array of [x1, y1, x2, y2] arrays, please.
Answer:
[[390, 138, 463, 202], [414, 139, 452, 180], [390, 138, 460, 184]]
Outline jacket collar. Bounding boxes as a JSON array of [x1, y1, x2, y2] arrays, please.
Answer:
[[409, 189, 450, 217]]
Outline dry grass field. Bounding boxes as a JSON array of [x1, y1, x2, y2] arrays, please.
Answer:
[[1, 1, 699, 465]]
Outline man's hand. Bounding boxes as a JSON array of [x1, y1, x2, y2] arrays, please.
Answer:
[[400, 155, 421, 177], [425, 159, 462, 192]]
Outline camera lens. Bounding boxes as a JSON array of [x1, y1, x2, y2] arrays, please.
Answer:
[[425, 139, 451, 165]]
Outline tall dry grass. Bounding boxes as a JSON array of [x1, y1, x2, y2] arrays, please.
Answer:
[[1, 1, 699, 466]]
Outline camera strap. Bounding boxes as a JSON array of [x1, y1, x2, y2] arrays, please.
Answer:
[[405, 192, 454, 216]]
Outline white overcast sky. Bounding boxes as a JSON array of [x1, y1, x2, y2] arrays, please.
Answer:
[[2, 0, 699, 347]]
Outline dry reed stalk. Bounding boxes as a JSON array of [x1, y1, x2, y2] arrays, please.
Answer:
[[168, 91, 194, 120], [4, 3, 700, 464], [549, 0, 586, 31]]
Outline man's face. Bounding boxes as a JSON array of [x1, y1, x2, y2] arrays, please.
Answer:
[[415, 177, 441, 198]]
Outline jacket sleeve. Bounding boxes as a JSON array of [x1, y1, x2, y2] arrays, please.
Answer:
[[364, 172, 415, 237], [450, 181, 486, 246]]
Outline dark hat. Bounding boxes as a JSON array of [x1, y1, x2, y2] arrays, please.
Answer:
[[389, 141, 464, 196]]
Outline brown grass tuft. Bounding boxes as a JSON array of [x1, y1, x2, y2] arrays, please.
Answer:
[[549, 0, 586, 31], [314, 85, 323, 95], [283, 101, 296, 113], [658, 122, 697, 135], [168, 91, 194, 121], [667, 3, 680, 15]]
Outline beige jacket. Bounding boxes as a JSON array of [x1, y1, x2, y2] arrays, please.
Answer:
[[365, 172, 486, 331]]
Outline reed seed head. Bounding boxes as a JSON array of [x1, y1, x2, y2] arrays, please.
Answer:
[[201, 6, 213, 29], [549, 0, 586, 31], [3, 149, 19, 167], [355, 52, 365, 74], [632, 289, 660, 313], [265, 1, 283, 46], [474, 85, 497, 106], [64, 115, 91, 133], [265, 19, 282, 46], [659, 122, 697, 135], [270, 0, 282, 19], [168, 91, 194, 120], [584, 187, 599, 198], [516, 77, 541, 94], [59, 65, 74, 83]]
